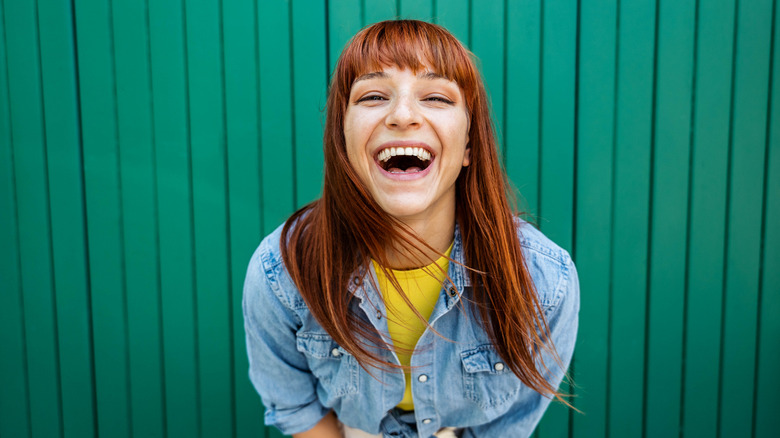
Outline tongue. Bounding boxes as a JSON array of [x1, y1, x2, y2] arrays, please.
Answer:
[[389, 166, 422, 173]]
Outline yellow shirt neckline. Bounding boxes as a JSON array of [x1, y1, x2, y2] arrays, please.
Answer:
[[371, 241, 454, 411]]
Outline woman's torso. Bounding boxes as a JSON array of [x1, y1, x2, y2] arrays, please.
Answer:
[[245, 219, 577, 437]]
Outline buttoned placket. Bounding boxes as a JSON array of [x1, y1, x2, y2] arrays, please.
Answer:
[[348, 226, 472, 437], [349, 264, 408, 417], [411, 230, 470, 437], [408, 275, 468, 437]]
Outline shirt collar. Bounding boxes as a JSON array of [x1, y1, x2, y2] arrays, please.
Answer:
[[349, 223, 471, 304]]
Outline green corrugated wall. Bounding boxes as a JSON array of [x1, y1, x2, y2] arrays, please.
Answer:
[[1, 0, 778, 437]]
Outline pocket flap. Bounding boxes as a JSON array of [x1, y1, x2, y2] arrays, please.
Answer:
[[296, 333, 341, 359], [460, 345, 504, 374]]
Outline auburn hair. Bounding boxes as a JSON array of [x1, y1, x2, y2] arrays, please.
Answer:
[[281, 20, 569, 404]]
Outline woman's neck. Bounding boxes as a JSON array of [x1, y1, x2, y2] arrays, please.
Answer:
[[384, 213, 456, 270]]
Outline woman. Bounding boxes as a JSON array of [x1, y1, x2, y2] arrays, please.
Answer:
[[243, 20, 579, 438]]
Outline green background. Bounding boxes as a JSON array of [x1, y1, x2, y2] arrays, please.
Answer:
[[1, 0, 778, 437]]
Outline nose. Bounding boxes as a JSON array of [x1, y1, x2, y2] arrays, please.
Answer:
[[385, 94, 422, 129]]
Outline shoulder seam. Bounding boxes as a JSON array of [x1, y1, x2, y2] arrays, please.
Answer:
[[258, 238, 302, 314]]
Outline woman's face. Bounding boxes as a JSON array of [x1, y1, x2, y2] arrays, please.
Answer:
[[343, 65, 471, 225]]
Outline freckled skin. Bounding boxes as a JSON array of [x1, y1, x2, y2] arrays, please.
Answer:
[[344, 66, 471, 248]]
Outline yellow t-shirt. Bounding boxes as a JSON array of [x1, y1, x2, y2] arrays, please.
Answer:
[[372, 243, 453, 411]]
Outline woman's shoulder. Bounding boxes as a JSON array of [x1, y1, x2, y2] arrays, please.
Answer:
[[251, 222, 286, 273], [514, 218, 571, 264], [245, 220, 307, 311], [513, 218, 577, 309], [251, 207, 312, 280]]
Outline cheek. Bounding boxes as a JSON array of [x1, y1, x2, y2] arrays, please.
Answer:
[[439, 108, 469, 136], [343, 122, 375, 178], [458, 113, 470, 143], [443, 116, 470, 147], [343, 113, 371, 152], [343, 117, 361, 160]]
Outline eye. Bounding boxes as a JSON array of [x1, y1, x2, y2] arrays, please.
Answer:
[[356, 94, 387, 103], [424, 95, 454, 105]]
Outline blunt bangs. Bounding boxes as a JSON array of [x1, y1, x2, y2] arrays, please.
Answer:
[[334, 20, 479, 109]]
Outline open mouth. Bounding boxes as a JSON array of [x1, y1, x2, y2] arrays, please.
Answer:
[[376, 146, 433, 174]]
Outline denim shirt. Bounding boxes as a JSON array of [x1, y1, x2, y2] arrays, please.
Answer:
[[243, 219, 579, 438]]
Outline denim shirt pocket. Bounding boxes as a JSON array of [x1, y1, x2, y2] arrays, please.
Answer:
[[296, 332, 359, 398], [461, 345, 521, 410]]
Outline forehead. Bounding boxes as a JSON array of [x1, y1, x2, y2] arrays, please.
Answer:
[[353, 68, 452, 84]]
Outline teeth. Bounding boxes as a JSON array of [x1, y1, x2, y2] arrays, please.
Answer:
[[378, 146, 432, 162]]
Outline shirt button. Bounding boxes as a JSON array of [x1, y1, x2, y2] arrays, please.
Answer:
[[353, 277, 362, 286], [422, 418, 432, 424], [331, 348, 341, 357], [376, 311, 382, 319], [447, 284, 457, 297], [494, 362, 505, 371], [418, 374, 428, 383]]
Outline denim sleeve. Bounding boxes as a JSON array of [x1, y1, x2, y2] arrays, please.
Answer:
[[243, 246, 328, 435], [462, 254, 580, 438]]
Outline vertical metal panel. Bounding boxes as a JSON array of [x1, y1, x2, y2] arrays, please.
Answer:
[[434, 0, 468, 44], [682, 1, 734, 436], [74, 0, 130, 434], [147, 1, 200, 437], [184, 0, 234, 435], [505, 0, 541, 217], [400, 0, 433, 21], [328, 0, 361, 75], [364, 0, 396, 25], [571, 1, 617, 437], [37, 0, 96, 436], [609, 0, 655, 436], [720, 0, 773, 436], [644, 1, 695, 436], [0, 1, 32, 436], [258, 0, 295, 235], [5, 0, 63, 436], [755, 4, 780, 436], [538, 0, 576, 247], [112, 0, 166, 436], [292, 0, 328, 207], [223, 0, 264, 435], [470, 0, 505, 152]]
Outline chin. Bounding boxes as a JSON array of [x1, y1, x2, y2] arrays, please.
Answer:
[[379, 206, 426, 221], [375, 198, 435, 223]]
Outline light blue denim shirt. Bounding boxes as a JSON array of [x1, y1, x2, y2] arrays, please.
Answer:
[[243, 219, 579, 437]]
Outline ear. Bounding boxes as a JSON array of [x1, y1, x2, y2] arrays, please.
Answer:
[[462, 147, 471, 167]]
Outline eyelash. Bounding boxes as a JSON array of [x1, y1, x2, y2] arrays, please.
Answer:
[[425, 96, 454, 104], [357, 95, 386, 102], [356, 95, 454, 104]]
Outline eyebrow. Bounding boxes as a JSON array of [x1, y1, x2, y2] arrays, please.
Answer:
[[353, 71, 450, 83], [354, 71, 388, 82], [417, 71, 449, 81]]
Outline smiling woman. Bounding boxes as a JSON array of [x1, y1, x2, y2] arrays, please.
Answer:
[[243, 20, 579, 438], [344, 66, 471, 250]]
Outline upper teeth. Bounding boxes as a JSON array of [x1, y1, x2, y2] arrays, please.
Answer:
[[377, 146, 431, 162]]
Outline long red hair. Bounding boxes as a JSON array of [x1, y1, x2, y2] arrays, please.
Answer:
[[282, 20, 568, 404]]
